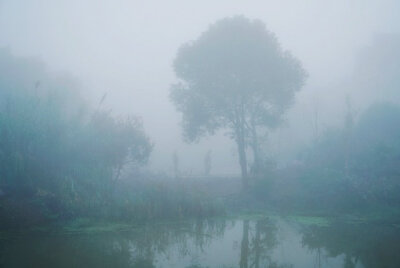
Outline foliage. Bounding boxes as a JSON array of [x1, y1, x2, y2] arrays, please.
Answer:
[[0, 50, 152, 227], [251, 102, 400, 211], [171, 16, 306, 185], [103, 176, 224, 222]]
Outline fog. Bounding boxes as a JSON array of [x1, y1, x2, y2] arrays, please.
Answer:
[[1, 0, 399, 175], [3, 1, 400, 267]]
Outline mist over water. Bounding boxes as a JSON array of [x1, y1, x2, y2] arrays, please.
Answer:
[[1, 1, 400, 267]]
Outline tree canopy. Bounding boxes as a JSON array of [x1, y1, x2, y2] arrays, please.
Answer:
[[171, 16, 306, 187]]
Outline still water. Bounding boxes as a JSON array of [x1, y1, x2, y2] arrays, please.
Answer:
[[1, 217, 399, 268]]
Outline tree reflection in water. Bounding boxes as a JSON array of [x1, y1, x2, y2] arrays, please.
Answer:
[[239, 218, 291, 268], [0, 219, 227, 268], [2, 218, 400, 267], [301, 222, 400, 268]]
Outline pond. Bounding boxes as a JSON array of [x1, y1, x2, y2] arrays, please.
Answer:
[[1, 216, 400, 267]]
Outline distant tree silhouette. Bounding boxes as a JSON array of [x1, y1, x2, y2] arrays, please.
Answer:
[[171, 16, 306, 188]]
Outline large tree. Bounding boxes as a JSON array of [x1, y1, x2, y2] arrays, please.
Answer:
[[170, 16, 306, 188]]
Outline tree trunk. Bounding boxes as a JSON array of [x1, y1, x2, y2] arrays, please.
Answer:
[[235, 103, 249, 190], [254, 220, 261, 268], [250, 120, 261, 175], [240, 220, 249, 268], [236, 128, 248, 190]]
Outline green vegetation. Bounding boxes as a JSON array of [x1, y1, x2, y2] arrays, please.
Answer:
[[1, 16, 400, 240], [0, 49, 220, 229], [246, 101, 400, 218]]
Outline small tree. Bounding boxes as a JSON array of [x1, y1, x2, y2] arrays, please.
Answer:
[[170, 16, 306, 188], [204, 150, 212, 176], [173, 151, 180, 178]]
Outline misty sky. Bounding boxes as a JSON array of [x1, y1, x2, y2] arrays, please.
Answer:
[[0, 0, 399, 175]]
